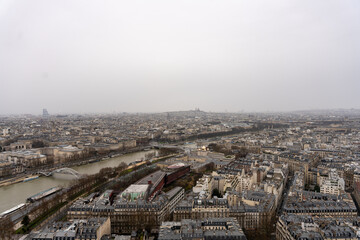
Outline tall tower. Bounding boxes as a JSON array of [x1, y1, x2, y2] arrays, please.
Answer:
[[43, 108, 49, 117]]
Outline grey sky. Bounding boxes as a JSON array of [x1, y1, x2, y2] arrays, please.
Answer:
[[0, 0, 359, 114]]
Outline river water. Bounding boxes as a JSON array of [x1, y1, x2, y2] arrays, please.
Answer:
[[0, 150, 157, 213]]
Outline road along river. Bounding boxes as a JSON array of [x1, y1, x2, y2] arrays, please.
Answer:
[[0, 150, 157, 213]]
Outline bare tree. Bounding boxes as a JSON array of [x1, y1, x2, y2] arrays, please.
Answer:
[[145, 152, 155, 160], [0, 216, 14, 239]]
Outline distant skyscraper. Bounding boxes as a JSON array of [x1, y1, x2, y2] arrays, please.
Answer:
[[43, 108, 49, 117]]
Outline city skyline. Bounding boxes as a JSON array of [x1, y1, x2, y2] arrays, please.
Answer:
[[1, 107, 360, 117], [1, 1, 360, 238]]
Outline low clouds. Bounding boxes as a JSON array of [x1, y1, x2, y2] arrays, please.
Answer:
[[0, 0, 359, 114]]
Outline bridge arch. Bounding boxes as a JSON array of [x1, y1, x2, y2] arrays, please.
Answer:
[[54, 168, 82, 178]]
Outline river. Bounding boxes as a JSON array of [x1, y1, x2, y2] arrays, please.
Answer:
[[0, 150, 157, 213]]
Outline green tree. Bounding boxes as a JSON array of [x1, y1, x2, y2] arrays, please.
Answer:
[[21, 215, 30, 226]]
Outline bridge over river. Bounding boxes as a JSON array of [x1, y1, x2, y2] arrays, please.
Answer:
[[0, 149, 161, 213], [38, 168, 82, 179]]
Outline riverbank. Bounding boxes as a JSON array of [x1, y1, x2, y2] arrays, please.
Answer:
[[0, 146, 150, 188], [0, 174, 40, 187], [14, 153, 177, 234], [0, 149, 159, 214]]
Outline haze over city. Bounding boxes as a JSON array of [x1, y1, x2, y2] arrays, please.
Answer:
[[3, 1, 360, 239], [1, 0, 360, 114]]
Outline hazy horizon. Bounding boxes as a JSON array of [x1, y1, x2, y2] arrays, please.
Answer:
[[1, 0, 360, 114], [1, 107, 360, 117]]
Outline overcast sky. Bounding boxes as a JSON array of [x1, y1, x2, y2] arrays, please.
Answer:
[[0, 0, 359, 114]]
